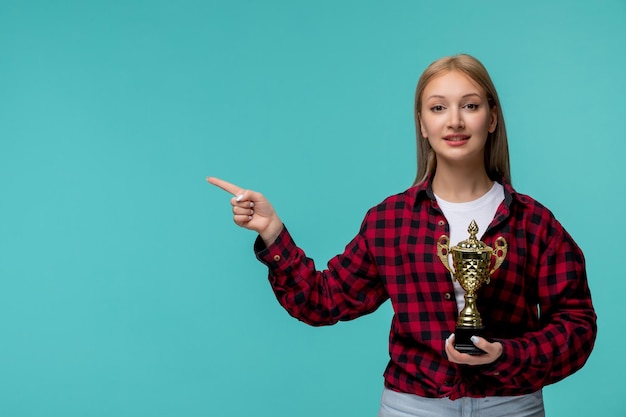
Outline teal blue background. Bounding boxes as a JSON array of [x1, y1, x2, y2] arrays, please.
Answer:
[[1, 0, 623, 415]]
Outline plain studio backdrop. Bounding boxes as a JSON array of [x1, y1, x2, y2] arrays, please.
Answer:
[[0, 1, 623, 416]]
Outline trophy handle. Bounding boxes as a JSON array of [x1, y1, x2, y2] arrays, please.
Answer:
[[437, 235, 455, 275], [489, 236, 508, 275]]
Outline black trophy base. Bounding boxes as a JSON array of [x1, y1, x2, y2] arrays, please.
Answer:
[[454, 326, 487, 355]]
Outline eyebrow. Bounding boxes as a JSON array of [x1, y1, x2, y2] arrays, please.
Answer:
[[425, 93, 482, 100]]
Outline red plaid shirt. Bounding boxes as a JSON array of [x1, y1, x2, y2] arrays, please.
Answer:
[[254, 177, 597, 399]]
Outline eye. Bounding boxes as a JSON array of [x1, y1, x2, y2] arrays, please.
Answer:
[[430, 105, 445, 112], [464, 103, 480, 110]]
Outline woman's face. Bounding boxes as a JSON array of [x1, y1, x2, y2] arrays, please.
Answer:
[[419, 70, 497, 169]]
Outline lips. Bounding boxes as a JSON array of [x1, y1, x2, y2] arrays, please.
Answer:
[[443, 135, 470, 142]]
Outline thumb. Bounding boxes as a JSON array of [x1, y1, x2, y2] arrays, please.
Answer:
[[470, 335, 501, 357], [471, 335, 493, 353], [470, 335, 488, 348]]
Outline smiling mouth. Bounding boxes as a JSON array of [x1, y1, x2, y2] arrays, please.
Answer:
[[443, 136, 470, 142]]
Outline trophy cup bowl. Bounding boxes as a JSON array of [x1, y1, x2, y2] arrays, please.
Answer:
[[437, 220, 507, 355]]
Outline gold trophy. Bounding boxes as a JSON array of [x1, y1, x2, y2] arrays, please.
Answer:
[[437, 220, 507, 355]]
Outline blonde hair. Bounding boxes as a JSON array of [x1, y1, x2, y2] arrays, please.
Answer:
[[413, 54, 511, 185]]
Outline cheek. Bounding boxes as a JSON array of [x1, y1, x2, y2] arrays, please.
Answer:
[[420, 115, 440, 136], [470, 114, 493, 133]]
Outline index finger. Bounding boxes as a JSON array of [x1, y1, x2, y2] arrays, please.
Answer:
[[206, 177, 243, 196]]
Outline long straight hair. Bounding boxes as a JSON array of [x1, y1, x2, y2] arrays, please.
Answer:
[[413, 54, 511, 186]]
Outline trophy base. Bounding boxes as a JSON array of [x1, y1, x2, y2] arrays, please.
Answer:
[[454, 327, 487, 355]]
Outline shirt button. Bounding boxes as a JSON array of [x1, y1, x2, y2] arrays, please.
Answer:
[[444, 292, 452, 300], [273, 255, 281, 262], [438, 220, 445, 227]]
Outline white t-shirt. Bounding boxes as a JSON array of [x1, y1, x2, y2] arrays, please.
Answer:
[[434, 182, 505, 312]]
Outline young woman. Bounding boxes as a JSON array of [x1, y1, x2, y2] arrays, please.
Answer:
[[208, 54, 597, 417]]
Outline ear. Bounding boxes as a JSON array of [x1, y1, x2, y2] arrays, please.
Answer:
[[418, 112, 428, 138], [488, 106, 498, 133]]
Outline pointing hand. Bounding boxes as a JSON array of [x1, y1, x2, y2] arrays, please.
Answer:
[[207, 177, 283, 246]]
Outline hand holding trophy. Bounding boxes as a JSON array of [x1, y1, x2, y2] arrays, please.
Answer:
[[437, 220, 508, 355]]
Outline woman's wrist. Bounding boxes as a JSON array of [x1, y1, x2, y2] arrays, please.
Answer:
[[260, 215, 284, 247]]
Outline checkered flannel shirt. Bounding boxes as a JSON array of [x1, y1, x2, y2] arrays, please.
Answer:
[[254, 176, 596, 399]]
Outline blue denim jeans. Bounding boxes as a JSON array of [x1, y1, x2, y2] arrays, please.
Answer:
[[379, 388, 544, 417]]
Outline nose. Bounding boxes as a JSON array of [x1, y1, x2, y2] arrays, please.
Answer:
[[447, 108, 464, 129]]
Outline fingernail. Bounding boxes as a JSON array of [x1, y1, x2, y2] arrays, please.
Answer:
[[250, 202, 255, 208], [236, 194, 244, 202], [470, 336, 479, 343]]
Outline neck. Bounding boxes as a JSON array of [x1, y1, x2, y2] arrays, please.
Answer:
[[431, 162, 493, 203]]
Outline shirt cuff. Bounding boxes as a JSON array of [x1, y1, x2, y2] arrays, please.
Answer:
[[480, 339, 521, 379], [254, 225, 297, 272]]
